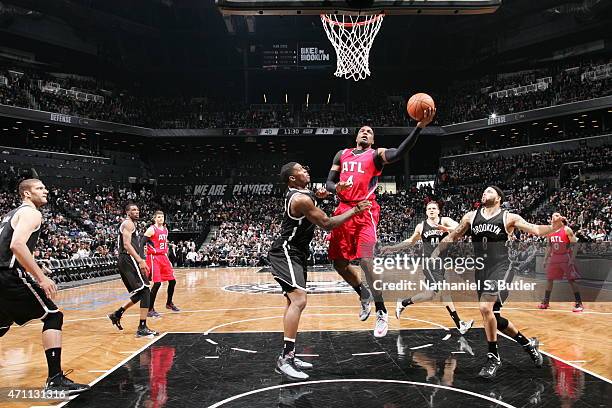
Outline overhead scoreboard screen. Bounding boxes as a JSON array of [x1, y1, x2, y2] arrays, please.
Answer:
[[255, 42, 332, 70]]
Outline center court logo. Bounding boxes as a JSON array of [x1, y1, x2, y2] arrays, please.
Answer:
[[223, 281, 353, 295]]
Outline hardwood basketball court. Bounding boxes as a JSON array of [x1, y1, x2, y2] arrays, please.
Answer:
[[1, 267, 610, 407]]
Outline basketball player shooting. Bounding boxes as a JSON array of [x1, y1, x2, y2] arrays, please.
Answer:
[[433, 186, 566, 378], [325, 108, 435, 338]]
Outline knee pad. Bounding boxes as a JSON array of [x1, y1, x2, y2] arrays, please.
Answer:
[[42, 311, 64, 332], [495, 313, 509, 331], [139, 287, 151, 310]]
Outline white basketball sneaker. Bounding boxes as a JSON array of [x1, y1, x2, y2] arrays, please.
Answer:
[[374, 310, 389, 338], [458, 319, 474, 335]]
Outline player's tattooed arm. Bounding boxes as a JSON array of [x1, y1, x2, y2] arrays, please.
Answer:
[[437, 217, 459, 233], [507, 213, 566, 237], [293, 194, 371, 231], [444, 213, 472, 242], [325, 150, 343, 193], [430, 212, 472, 259]]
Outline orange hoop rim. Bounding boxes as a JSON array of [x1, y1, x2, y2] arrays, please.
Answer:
[[320, 13, 385, 28]]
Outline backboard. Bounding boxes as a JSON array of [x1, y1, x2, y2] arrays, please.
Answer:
[[216, 0, 502, 16]]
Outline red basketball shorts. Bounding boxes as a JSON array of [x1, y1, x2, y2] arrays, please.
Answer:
[[546, 258, 579, 281], [147, 254, 176, 283], [328, 200, 380, 261]]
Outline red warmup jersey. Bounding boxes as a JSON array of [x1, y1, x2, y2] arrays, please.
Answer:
[[548, 227, 571, 260], [148, 225, 169, 255], [337, 148, 382, 202]]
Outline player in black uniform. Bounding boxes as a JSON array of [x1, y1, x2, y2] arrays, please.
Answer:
[[269, 162, 370, 380], [108, 203, 158, 338], [435, 186, 565, 378], [0, 178, 90, 394], [380, 202, 474, 334]]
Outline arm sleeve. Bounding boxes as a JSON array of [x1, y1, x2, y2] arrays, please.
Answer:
[[325, 150, 343, 193], [381, 127, 422, 164], [140, 235, 152, 254]]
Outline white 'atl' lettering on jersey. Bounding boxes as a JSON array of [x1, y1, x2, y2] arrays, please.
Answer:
[[472, 223, 502, 235], [341, 161, 365, 174]]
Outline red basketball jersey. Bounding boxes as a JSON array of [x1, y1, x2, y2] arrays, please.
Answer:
[[337, 148, 382, 202], [548, 227, 571, 256], [148, 225, 169, 255]]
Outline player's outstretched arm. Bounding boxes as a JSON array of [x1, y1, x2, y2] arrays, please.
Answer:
[[442, 212, 472, 243], [430, 212, 472, 259], [377, 108, 436, 165], [380, 224, 422, 255], [292, 194, 371, 231], [437, 217, 459, 233], [508, 213, 566, 237]]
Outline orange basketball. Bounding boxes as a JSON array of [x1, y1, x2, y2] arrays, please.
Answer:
[[407, 93, 435, 121]]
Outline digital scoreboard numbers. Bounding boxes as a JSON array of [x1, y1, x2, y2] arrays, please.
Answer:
[[262, 43, 297, 69]]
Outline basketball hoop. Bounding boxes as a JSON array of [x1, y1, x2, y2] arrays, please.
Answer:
[[321, 13, 384, 81]]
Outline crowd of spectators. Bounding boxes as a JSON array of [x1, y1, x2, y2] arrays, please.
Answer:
[[440, 145, 612, 185], [442, 127, 607, 157], [0, 139, 609, 269], [535, 181, 611, 242], [1, 59, 609, 128], [440, 60, 611, 125]]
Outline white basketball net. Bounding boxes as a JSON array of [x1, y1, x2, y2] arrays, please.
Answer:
[[321, 14, 384, 81]]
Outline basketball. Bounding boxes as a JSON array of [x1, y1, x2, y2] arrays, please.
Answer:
[[407, 93, 436, 121]]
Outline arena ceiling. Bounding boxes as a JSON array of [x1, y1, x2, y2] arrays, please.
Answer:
[[0, 0, 610, 86]]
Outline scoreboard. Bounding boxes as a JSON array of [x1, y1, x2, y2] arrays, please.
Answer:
[[254, 42, 332, 70], [224, 127, 356, 136], [262, 43, 297, 69]]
